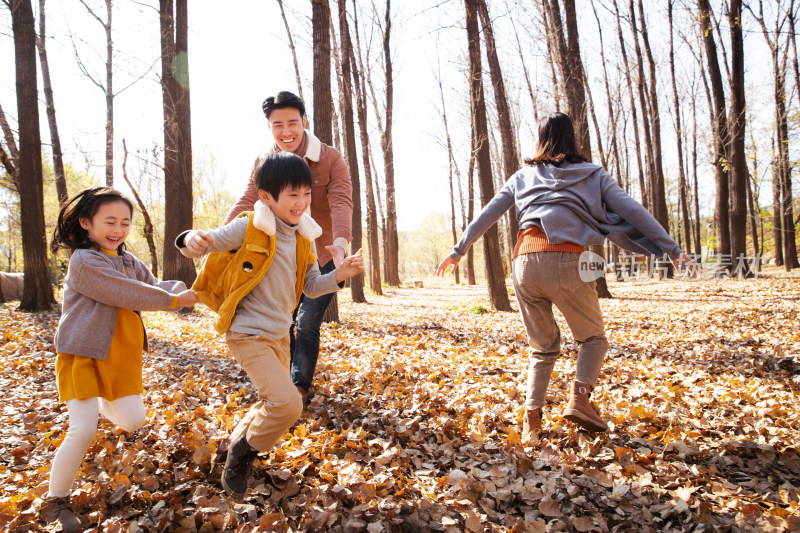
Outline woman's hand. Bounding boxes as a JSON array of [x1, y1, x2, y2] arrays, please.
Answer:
[[674, 252, 700, 278], [335, 249, 365, 282], [437, 256, 459, 276]]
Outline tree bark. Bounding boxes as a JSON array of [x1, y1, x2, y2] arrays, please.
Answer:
[[477, 0, 520, 245], [698, 0, 732, 264], [464, 0, 511, 311], [337, 0, 366, 302], [380, 0, 400, 286], [160, 0, 196, 286], [669, 0, 692, 254], [36, 0, 67, 204], [611, 0, 646, 206], [726, 0, 749, 269], [350, 0, 382, 295], [11, 0, 56, 311]]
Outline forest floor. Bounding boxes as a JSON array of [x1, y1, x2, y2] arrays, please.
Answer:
[[1, 266, 799, 532]]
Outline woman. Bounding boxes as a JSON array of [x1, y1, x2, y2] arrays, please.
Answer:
[[437, 112, 695, 442]]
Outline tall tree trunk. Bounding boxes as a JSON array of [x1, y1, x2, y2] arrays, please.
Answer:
[[591, 0, 622, 186], [477, 0, 520, 245], [698, 0, 732, 264], [350, 1, 381, 295], [36, 0, 66, 203], [380, 0, 400, 286], [160, 0, 195, 286], [464, 0, 511, 311], [12, 0, 55, 311], [436, 64, 461, 284], [726, 0, 749, 269], [337, 0, 365, 302], [311, 0, 339, 319], [637, 0, 668, 230], [691, 89, 702, 257], [104, 0, 113, 186], [611, 0, 646, 206], [627, 0, 655, 212], [669, 1, 692, 254], [466, 144, 476, 285]]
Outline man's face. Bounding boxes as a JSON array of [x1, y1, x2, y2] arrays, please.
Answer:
[[268, 107, 305, 153]]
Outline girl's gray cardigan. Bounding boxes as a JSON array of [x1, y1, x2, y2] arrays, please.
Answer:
[[54, 248, 186, 360]]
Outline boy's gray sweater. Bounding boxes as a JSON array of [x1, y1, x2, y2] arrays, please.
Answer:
[[451, 162, 683, 261], [182, 215, 341, 340]]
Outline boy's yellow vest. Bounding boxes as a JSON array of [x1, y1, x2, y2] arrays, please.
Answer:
[[191, 212, 317, 335]]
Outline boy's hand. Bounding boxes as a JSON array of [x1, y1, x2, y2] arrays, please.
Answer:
[[175, 289, 198, 308], [185, 230, 215, 256], [674, 252, 700, 278], [437, 256, 459, 276], [335, 249, 365, 283]]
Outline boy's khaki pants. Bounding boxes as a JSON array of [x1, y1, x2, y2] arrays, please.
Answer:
[[225, 332, 304, 452], [512, 252, 610, 411]]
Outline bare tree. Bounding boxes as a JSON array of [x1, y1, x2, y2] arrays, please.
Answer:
[[350, 0, 382, 295], [464, 0, 511, 311], [160, 0, 195, 286], [276, 0, 304, 101], [10, 0, 56, 311], [36, 0, 66, 203], [668, 0, 693, 254], [121, 139, 158, 276], [337, 0, 366, 302]]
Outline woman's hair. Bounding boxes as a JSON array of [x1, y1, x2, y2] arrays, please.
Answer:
[[255, 151, 313, 200], [524, 112, 588, 166], [52, 187, 134, 254]]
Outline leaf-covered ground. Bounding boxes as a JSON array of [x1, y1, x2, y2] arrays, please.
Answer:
[[1, 267, 799, 532]]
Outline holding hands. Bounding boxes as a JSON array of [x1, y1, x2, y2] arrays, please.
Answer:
[[335, 249, 365, 283], [175, 289, 199, 308]]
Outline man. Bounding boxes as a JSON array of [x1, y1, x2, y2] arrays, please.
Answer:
[[225, 91, 353, 405]]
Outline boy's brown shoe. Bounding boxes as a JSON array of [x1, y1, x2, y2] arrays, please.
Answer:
[[40, 495, 81, 533], [563, 380, 609, 432], [221, 435, 258, 500], [521, 408, 542, 444]]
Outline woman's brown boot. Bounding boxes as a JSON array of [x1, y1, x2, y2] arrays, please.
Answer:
[[563, 380, 608, 432], [521, 407, 542, 444]]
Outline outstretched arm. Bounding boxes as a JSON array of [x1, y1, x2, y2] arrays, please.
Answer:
[[436, 256, 460, 277]]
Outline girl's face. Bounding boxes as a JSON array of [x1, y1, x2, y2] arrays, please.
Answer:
[[79, 200, 132, 251]]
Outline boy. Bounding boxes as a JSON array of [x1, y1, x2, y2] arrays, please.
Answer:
[[177, 151, 363, 499]]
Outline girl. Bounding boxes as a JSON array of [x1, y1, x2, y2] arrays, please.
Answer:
[[437, 113, 696, 444], [40, 187, 197, 531]]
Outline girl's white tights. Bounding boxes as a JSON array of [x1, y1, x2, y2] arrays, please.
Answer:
[[47, 395, 146, 498]]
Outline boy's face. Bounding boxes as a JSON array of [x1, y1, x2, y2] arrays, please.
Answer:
[[259, 185, 312, 226], [267, 107, 305, 153]]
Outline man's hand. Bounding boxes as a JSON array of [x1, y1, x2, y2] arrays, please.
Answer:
[[437, 256, 459, 276], [184, 230, 215, 256], [325, 244, 347, 268], [175, 289, 198, 308], [335, 249, 365, 283]]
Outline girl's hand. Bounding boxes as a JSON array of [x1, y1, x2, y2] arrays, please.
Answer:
[[335, 249, 365, 283], [175, 289, 198, 308], [674, 252, 700, 278], [437, 256, 459, 276], [185, 230, 215, 256]]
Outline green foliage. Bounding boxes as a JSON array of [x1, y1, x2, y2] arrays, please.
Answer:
[[469, 303, 488, 314]]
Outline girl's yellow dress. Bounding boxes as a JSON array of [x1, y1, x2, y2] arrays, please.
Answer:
[[56, 249, 145, 402]]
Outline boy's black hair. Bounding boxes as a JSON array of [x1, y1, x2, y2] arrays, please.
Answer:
[[52, 186, 134, 255], [262, 91, 306, 120], [256, 152, 312, 200]]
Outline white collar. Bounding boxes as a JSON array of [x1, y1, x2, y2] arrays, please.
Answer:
[[263, 129, 321, 162], [252, 199, 322, 241]]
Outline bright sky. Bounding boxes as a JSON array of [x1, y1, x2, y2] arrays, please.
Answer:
[[0, 1, 778, 232]]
